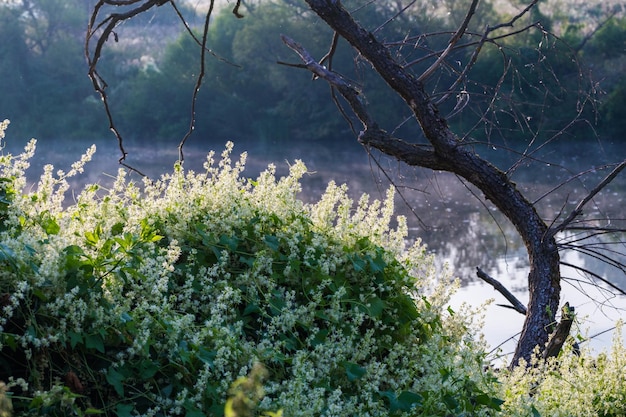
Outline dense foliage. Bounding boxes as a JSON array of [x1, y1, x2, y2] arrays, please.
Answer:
[[0, 121, 502, 416], [0, 0, 624, 146], [1, 121, 625, 416]]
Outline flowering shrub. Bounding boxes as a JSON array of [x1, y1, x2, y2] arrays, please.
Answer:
[[0, 120, 501, 416], [497, 325, 626, 417], [3, 121, 624, 417]]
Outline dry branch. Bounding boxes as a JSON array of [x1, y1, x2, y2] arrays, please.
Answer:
[[476, 267, 527, 315], [291, 0, 563, 367], [549, 159, 626, 238], [417, 0, 479, 82]]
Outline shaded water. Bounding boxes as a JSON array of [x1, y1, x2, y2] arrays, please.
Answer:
[[9, 135, 626, 358]]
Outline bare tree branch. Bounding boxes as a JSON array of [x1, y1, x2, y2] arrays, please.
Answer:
[[549, 159, 626, 238], [170, 1, 240, 67], [476, 267, 527, 315], [417, 0, 479, 83], [561, 260, 625, 295], [281, 34, 374, 128], [573, 11, 618, 53], [86, 0, 170, 175], [178, 0, 215, 162], [296, 0, 565, 368], [318, 31, 339, 70]]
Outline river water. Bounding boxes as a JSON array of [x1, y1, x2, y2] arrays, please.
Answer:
[[8, 134, 626, 360]]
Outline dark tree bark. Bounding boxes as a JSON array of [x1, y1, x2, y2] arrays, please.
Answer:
[[543, 303, 577, 360], [288, 0, 562, 367]]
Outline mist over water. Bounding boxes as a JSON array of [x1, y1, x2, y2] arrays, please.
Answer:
[[9, 134, 626, 358]]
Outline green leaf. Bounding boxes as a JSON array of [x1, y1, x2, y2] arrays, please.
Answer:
[[86, 333, 105, 353], [378, 390, 397, 409], [2, 333, 17, 351], [148, 233, 164, 243], [115, 403, 134, 417], [162, 384, 174, 397], [239, 254, 255, 267], [379, 390, 422, 412], [311, 328, 328, 346], [219, 234, 240, 252], [342, 361, 366, 382], [118, 233, 136, 251], [64, 244, 85, 255], [473, 393, 504, 410], [350, 254, 366, 272], [139, 218, 163, 242], [0, 243, 16, 262], [29, 396, 44, 408], [106, 368, 126, 397], [139, 359, 159, 379], [366, 297, 386, 318], [196, 225, 214, 246], [442, 393, 459, 411], [85, 224, 102, 246], [68, 331, 83, 349], [185, 405, 205, 417], [243, 303, 260, 316], [531, 405, 542, 417], [367, 250, 387, 273], [264, 234, 280, 251], [120, 312, 133, 323], [111, 222, 124, 236], [197, 347, 216, 366], [32, 288, 47, 302], [397, 391, 423, 411], [269, 291, 286, 315], [41, 215, 60, 235]]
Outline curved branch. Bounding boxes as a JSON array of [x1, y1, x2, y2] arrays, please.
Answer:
[[281, 35, 374, 127], [170, 1, 240, 67], [560, 260, 626, 296], [86, 0, 167, 174], [297, 0, 562, 368]]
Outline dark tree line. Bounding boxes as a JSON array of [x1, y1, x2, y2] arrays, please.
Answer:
[[2, 0, 626, 144]]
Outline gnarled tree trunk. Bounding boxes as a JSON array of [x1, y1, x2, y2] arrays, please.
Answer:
[[290, 0, 562, 367]]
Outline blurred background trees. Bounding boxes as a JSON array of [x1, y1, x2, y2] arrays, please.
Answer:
[[0, 0, 624, 146]]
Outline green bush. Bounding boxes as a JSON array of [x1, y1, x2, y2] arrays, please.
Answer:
[[0, 121, 499, 416], [3, 121, 625, 417]]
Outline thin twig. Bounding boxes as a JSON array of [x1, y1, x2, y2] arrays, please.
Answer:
[[178, 0, 215, 162], [170, 1, 240, 67], [560, 260, 626, 296], [549, 159, 626, 238], [281, 34, 373, 127], [417, 0, 479, 82]]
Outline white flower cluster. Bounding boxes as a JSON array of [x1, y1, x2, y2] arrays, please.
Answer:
[[7, 137, 620, 417], [0, 139, 499, 415], [0, 119, 9, 146], [498, 323, 626, 416]]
